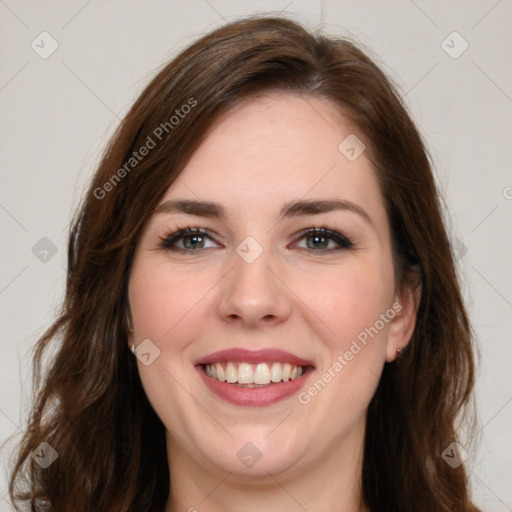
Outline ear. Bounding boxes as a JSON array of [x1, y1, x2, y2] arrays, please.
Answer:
[[385, 273, 422, 363]]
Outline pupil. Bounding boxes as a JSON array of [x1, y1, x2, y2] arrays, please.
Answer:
[[185, 235, 203, 249], [309, 235, 327, 249]]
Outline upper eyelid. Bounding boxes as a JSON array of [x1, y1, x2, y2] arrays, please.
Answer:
[[159, 226, 218, 247]]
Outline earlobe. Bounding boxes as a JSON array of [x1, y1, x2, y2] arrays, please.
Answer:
[[385, 282, 421, 363]]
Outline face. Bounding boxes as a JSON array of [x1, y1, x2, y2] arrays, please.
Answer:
[[128, 93, 414, 479]]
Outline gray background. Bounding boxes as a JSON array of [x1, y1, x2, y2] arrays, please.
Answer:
[[1, 1, 511, 510]]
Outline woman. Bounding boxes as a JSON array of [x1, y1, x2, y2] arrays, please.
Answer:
[[9, 15, 480, 512]]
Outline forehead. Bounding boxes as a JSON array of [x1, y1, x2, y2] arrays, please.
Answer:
[[157, 93, 386, 225]]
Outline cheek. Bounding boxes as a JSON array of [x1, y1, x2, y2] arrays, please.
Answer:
[[128, 259, 212, 343], [294, 258, 394, 350], [292, 258, 395, 415], [289, 261, 395, 443], [127, 260, 213, 429]]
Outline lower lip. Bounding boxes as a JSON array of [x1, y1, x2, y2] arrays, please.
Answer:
[[196, 366, 313, 406]]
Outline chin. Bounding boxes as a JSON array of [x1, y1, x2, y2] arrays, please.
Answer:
[[206, 429, 304, 477]]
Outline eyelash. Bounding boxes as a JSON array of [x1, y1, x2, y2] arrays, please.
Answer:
[[158, 223, 354, 254]]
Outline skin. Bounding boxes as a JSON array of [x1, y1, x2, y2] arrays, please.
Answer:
[[128, 92, 419, 512]]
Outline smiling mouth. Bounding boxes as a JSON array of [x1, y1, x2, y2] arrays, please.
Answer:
[[200, 361, 314, 388]]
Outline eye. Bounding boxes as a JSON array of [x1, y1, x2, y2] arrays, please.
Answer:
[[158, 224, 354, 253], [293, 225, 354, 252], [159, 225, 220, 251]]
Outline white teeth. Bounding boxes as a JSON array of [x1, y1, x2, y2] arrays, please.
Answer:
[[215, 362, 225, 382], [238, 363, 253, 384], [225, 362, 237, 383], [290, 365, 304, 379], [203, 361, 305, 386], [270, 362, 282, 383], [254, 363, 271, 384]]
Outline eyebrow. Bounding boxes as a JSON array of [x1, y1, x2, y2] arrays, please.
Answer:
[[154, 198, 374, 227]]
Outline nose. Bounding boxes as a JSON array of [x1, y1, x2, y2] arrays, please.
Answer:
[[217, 244, 292, 328]]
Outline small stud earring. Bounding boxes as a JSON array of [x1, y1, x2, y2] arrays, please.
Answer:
[[396, 348, 402, 364], [130, 344, 135, 355]]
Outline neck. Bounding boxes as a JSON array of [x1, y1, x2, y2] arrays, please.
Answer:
[[164, 420, 370, 512]]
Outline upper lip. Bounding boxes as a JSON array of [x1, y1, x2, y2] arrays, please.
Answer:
[[194, 348, 315, 368]]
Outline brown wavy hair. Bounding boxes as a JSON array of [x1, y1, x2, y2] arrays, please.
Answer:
[[8, 15, 479, 512]]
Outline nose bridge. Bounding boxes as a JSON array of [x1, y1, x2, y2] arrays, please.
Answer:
[[217, 236, 291, 326]]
